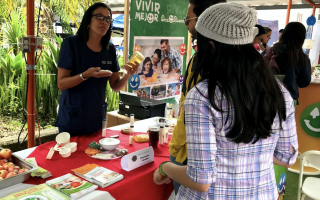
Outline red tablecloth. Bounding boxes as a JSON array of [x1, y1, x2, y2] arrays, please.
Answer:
[[24, 129, 173, 200]]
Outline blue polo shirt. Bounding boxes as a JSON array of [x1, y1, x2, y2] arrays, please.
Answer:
[[55, 35, 120, 135]]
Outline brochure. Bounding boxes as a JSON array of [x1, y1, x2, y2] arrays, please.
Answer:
[[45, 173, 98, 199], [1, 184, 69, 200]]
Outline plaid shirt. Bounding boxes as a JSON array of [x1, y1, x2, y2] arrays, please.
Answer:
[[176, 80, 298, 200], [162, 45, 182, 71]]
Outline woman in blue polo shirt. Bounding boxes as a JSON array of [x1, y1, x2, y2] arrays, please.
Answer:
[[56, 2, 138, 136]]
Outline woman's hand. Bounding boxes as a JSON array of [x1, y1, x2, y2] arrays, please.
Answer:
[[83, 67, 113, 78], [153, 168, 172, 185], [123, 61, 139, 76]]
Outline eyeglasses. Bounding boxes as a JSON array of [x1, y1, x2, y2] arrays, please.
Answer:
[[92, 14, 113, 23], [183, 17, 197, 25]]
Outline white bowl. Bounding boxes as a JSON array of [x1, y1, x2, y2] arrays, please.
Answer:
[[59, 148, 71, 158], [99, 138, 120, 151], [56, 132, 70, 147], [64, 142, 77, 153]]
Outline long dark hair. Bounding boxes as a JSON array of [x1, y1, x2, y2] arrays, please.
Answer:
[[77, 2, 112, 49], [142, 57, 153, 71], [275, 22, 306, 67], [153, 49, 162, 62], [189, 33, 286, 144]]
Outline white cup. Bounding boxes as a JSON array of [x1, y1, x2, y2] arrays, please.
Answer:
[[59, 148, 71, 158], [64, 142, 77, 153], [56, 132, 70, 147]]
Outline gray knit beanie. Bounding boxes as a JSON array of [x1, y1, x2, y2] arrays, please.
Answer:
[[195, 2, 257, 45]]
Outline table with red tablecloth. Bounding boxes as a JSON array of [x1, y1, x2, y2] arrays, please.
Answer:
[[23, 128, 173, 200]]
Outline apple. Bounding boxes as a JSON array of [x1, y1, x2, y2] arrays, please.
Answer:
[[0, 159, 7, 166], [0, 166, 3, 170], [0, 170, 8, 179], [5, 172, 17, 179], [8, 167, 18, 173], [13, 166, 20, 170], [3, 162, 14, 170], [18, 169, 27, 174], [0, 149, 12, 160]]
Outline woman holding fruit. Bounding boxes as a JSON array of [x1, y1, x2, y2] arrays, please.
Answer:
[[55, 2, 139, 136]]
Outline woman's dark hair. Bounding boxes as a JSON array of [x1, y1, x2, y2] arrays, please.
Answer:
[[142, 57, 152, 71], [255, 24, 266, 37], [274, 22, 306, 68], [188, 32, 286, 144], [264, 26, 272, 33], [77, 2, 112, 49], [153, 49, 162, 62], [189, 0, 227, 17], [161, 57, 173, 73]]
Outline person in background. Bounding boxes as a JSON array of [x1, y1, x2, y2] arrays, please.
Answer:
[[271, 22, 311, 104], [167, 85, 174, 97], [253, 24, 267, 53], [138, 57, 153, 77], [56, 3, 138, 136], [174, 84, 180, 95], [169, 0, 227, 195], [262, 26, 272, 48], [154, 3, 298, 199], [160, 39, 182, 73], [152, 49, 162, 69], [278, 28, 284, 40], [160, 57, 173, 75]]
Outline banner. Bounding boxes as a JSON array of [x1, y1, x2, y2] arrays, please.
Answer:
[[129, 0, 188, 101], [257, 19, 279, 47]]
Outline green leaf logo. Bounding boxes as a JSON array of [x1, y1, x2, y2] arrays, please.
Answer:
[[301, 103, 320, 138]]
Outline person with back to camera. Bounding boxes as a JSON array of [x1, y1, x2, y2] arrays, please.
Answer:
[[154, 3, 298, 199], [169, 0, 226, 194], [138, 57, 154, 78], [56, 2, 139, 136], [265, 22, 311, 105], [168, 0, 226, 195]]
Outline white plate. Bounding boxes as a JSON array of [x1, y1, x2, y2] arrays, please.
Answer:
[[156, 117, 171, 125], [86, 145, 127, 160]]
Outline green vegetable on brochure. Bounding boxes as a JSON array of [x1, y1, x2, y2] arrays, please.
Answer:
[[89, 141, 101, 150]]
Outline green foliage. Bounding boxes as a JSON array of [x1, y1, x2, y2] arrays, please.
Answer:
[[106, 82, 119, 112], [1, 9, 26, 55], [0, 0, 121, 131]]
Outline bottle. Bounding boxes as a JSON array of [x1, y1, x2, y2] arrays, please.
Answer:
[[164, 123, 169, 144], [102, 104, 107, 137], [129, 114, 134, 145], [130, 114, 134, 127], [159, 122, 164, 145], [123, 51, 145, 74]]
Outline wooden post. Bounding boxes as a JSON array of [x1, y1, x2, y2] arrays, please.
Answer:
[[286, 0, 292, 25], [312, 5, 316, 16], [27, 0, 35, 148], [186, 32, 192, 68], [123, 0, 130, 92]]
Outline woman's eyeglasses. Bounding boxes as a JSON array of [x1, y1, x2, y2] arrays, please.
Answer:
[[92, 14, 113, 23], [183, 17, 197, 25]]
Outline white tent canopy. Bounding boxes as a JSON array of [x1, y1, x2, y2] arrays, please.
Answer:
[[106, 0, 319, 12]]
